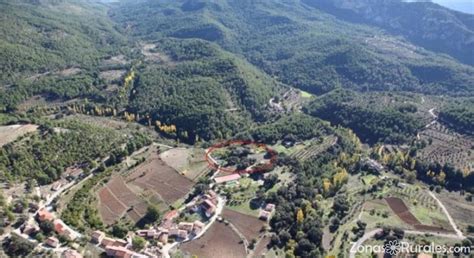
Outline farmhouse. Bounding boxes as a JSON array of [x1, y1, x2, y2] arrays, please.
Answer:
[[214, 173, 241, 184], [45, 236, 59, 248], [91, 230, 105, 244], [37, 208, 54, 222]]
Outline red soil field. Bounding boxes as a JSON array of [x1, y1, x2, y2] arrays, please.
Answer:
[[97, 177, 146, 225], [385, 197, 451, 232], [181, 222, 246, 258], [127, 157, 194, 204]]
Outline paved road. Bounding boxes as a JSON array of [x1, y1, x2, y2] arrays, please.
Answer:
[[427, 191, 464, 239]]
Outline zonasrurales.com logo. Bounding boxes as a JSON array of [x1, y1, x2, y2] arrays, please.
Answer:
[[384, 240, 401, 255]]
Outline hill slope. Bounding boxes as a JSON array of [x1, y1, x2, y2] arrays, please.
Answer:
[[307, 0, 474, 65], [110, 0, 474, 96], [0, 0, 127, 84]]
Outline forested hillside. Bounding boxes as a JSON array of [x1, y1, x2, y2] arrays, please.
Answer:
[[307, 0, 474, 65], [305, 89, 424, 144], [0, 0, 127, 83], [110, 0, 474, 96]]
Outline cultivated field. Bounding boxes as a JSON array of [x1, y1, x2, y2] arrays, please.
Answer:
[[126, 151, 194, 204], [0, 124, 38, 147], [223, 208, 265, 242], [181, 221, 246, 258], [418, 122, 473, 172], [290, 136, 338, 161], [97, 176, 147, 225], [385, 197, 451, 232]]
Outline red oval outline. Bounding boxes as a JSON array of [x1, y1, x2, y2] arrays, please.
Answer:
[[205, 140, 278, 174]]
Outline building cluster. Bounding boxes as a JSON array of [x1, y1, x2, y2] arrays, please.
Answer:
[[259, 203, 275, 222], [89, 190, 218, 258], [186, 189, 218, 218], [91, 230, 146, 258], [36, 208, 80, 241]]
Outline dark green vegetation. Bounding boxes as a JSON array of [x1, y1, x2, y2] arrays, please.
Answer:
[[0, 120, 126, 184], [111, 0, 474, 97], [266, 128, 361, 257], [439, 100, 474, 135], [305, 90, 423, 144], [0, 0, 130, 111], [0, 0, 126, 84], [130, 39, 278, 141], [247, 114, 333, 144], [309, 0, 474, 65]]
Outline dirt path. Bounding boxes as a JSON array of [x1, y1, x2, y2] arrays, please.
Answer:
[[427, 191, 464, 239], [349, 229, 382, 258]]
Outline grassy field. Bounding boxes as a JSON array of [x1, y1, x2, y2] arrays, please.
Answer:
[[300, 90, 313, 98]]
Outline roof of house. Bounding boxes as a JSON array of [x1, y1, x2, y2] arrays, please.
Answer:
[[106, 246, 133, 258], [38, 208, 54, 221], [214, 173, 241, 184]]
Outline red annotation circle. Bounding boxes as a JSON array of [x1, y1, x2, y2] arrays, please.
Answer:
[[205, 140, 278, 174]]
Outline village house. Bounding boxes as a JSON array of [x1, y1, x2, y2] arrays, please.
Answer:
[[192, 220, 205, 235], [54, 219, 77, 241], [101, 237, 116, 247], [161, 210, 178, 229], [259, 210, 271, 222], [45, 236, 59, 248], [201, 199, 216, 218], [51, 181, 63, 191], [158, 230, 169, 244], [37, 208, 54, 222], [178, 222, 194, 232], [62, 249, 83, 258], [136, 229, 158, 239], [105, 246, 133, 258], [177, 229, 188, 239], [91, 230, 105, 244]]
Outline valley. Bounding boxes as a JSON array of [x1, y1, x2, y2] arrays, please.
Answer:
[[0, 0, 473, 257]]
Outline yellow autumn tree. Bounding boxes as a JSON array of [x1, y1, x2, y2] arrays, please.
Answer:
[[333, 168, 349, 187], [323, 178, 332, 194], [296, 208, 304, 224]]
